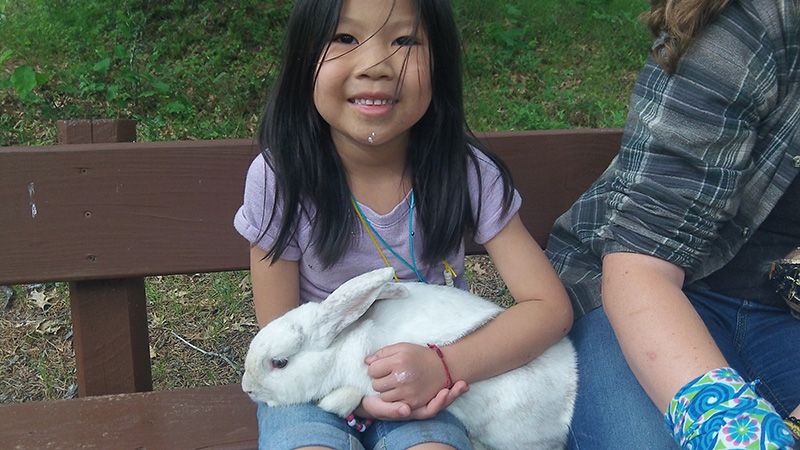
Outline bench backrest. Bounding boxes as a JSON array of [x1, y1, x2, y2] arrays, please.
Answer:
[[0, 129, 621, 285], [1, 128, 622, 396]]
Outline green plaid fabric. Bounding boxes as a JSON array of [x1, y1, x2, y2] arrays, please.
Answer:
[[547, 0, 800, 318]]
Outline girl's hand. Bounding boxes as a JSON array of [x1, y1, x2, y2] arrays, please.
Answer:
[[365, 342, 457, 409], [357, 381, 469, 421]]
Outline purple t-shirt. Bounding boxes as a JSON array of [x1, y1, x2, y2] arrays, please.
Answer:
[[234, 148, 521, 303]]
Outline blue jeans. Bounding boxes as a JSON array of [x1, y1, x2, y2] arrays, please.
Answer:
[[567, 289, 800, 449], [256, 402, 472, 450]]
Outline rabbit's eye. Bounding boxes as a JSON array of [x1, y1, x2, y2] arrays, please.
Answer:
[[271, 358, 288, 369]]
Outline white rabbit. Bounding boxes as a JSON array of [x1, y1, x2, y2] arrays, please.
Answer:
[[242, 267, 577, 450]]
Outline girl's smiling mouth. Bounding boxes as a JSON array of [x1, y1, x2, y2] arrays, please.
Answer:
[[349, 98, 398, 105], [348, 96, 398, 117]]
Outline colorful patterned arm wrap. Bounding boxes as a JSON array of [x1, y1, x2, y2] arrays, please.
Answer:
[[665, 367, 796, 449]]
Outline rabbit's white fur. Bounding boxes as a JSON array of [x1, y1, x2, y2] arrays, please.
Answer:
[[242, 267, 577, 450]]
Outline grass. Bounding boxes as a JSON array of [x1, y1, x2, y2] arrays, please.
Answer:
[[0, 0, 649, 146], [456, 0, 648, 130], [0, 0, 651, 403]]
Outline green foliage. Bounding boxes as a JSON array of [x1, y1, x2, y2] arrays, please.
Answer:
[[0, 0, 291, 144], [456, 0, 649, 131], [0, 0, 649, 145]]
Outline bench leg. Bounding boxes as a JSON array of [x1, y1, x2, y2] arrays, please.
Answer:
[[69, 278, 152, 396]]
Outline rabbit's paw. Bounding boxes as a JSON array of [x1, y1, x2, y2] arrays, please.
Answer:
[[318, 386, 364, 418]]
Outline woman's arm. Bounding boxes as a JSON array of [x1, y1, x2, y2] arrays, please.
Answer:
[[249, 246, 300, 328], [602, 251, 727, 411]]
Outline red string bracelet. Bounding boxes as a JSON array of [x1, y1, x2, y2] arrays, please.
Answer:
[[427, 343, 454, 389]]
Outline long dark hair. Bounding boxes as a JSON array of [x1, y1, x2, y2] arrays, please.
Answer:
[[257, 0, 514, 267]]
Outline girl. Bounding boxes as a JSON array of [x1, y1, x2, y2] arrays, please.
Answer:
[[235, 0, 572, 449]]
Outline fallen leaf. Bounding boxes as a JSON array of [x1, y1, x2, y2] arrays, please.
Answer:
[[35, 319, 62, 334], [30, 290, 52, 310]]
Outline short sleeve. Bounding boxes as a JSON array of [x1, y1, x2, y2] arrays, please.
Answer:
[[468, 149, 522, 244], [233, 154, 301, 260]]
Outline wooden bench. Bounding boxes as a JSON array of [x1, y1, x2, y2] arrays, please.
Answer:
[[0, 124, 621, 449]]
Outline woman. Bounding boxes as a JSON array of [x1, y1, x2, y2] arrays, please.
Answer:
[[547, 0, 800, 447]]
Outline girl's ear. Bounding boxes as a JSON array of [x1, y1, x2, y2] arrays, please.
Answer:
[[313, 267, 396, 345]]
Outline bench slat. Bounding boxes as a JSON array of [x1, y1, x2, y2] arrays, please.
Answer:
[[0, 130, 620, 285], [0, 140, 256, 285], [0, 384, 257, 449]]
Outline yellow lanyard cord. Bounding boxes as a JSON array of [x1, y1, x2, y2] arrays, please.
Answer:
[[352, 198, 400, 282], [442, 260, 458, 278]]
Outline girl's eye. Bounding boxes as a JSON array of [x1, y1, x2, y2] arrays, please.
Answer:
[[394, 36, 420, 46], [332, 34, 358, 45], [271, 358, 288, 369]]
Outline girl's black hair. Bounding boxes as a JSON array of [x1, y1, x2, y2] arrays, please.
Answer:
[[257, 0, 514, 267]]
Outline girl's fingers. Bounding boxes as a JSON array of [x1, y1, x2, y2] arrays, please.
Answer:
[[360, 395, 411, 420], [408, 381, 470, 420], [371, 373, 399, 393], [447, 380, 469, 400], [365, 343, 405, 364], [366, 357, 395, 379], [409, 388, 450, 419], [378, 387, 405, 403]]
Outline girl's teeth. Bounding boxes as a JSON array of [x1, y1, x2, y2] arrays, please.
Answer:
[[352, 98, 393, 105]]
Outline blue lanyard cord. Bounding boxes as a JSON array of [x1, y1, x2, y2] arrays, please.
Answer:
[[351, 191, 428, 283], [407, 192, 425, 281]]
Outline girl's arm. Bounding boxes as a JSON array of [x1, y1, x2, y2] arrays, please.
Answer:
[[249, 246, 300, 328], [442, 213, 573, 382], [601, 251, 727, 411], [365, 214, 573, 411]]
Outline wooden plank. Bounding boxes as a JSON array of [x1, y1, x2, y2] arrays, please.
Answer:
[[0, 384, 258, 449], [56, 120, 93, 145], [0, 139, 258, 284], [70, 278, 152, 396], [56, 119, 137, 144], [91, 118, 137, 143], [0, 130, 621, 285]]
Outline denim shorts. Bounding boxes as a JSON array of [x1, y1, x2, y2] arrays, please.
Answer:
[[256, 402, 472, 450]]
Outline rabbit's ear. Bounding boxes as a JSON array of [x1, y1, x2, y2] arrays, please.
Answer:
[[313, 267, 395, 344], [377, 282, 409, 300]]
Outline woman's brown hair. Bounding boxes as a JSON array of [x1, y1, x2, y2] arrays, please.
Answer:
[[643, 0, 731, 73]]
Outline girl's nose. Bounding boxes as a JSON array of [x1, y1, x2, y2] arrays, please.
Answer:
[[356, 42, 398, 80]]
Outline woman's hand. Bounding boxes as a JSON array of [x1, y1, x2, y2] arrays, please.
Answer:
[[365, 342, 456, 409]]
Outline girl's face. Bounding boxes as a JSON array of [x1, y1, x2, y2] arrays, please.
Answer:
[[313, 0, 432, 153]]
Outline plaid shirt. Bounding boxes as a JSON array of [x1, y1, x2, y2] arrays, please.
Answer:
[[546, 0, 800, 318]]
